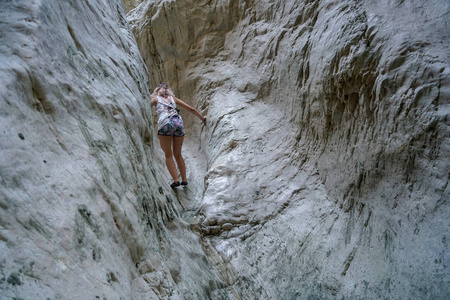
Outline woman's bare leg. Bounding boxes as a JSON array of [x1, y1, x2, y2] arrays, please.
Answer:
[[159, 135, 179, 182], [173, 136, 187, 182]]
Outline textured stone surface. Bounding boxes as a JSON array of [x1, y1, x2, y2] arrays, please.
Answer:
[[129, 0, 450, 299], [1, 0, 449, 299], [124, 0, 145, 13], [0, 1, 218, 299]]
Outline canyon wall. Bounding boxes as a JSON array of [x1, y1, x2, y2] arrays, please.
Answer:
[[128, 0, 450, 299], [0, 0, 220, 299], [1, 0, 448, 299]]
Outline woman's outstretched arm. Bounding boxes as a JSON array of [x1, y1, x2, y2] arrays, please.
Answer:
[[174, 97, 207, 125]]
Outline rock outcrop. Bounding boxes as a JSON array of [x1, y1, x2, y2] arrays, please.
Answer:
[[1, 0, 449, 299], [0, 1, 219, 299], [128, 0, 450, 299]]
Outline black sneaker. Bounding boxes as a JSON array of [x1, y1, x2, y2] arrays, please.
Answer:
[[170, 181, 180, 188], [180, 181, 188, 186]]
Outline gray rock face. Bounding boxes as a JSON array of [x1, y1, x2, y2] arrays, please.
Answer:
[[1, 0, 449, 299], [128, 0, 450, 299], [0, 1, 218, 299]]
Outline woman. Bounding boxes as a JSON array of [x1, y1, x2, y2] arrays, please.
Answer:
[[151, 83, 206, 188]]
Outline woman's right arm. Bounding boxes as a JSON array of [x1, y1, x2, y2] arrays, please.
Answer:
[[174, 97, 206, 125]]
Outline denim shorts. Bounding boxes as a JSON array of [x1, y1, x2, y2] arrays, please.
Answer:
[[158, 116, 185, 137]]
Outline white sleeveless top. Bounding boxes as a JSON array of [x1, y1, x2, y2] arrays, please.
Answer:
[[155, 96, 179, 130]]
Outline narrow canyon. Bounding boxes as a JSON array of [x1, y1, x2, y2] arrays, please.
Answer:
[[1, 0, 449, 299]]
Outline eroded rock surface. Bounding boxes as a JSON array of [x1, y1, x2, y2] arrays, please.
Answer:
[[128, 0, 450, 299], [0, 1, 219, 299], [1, 0, 449, 299]]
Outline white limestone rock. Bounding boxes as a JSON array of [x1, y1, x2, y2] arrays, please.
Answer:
[[129, 0, 450, 299], [0, 1, 219, 299], [1, 0, 448, 298]]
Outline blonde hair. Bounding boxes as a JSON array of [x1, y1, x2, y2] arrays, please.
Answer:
[[152, 83, 174, 98]]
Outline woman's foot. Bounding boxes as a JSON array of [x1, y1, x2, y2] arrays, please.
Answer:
[[180, 181, 188, 186], [170, 181, 180, 188]]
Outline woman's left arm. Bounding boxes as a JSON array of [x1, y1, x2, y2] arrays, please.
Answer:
[[174, 97, 206, 125], [150, 95, 158, 107]]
